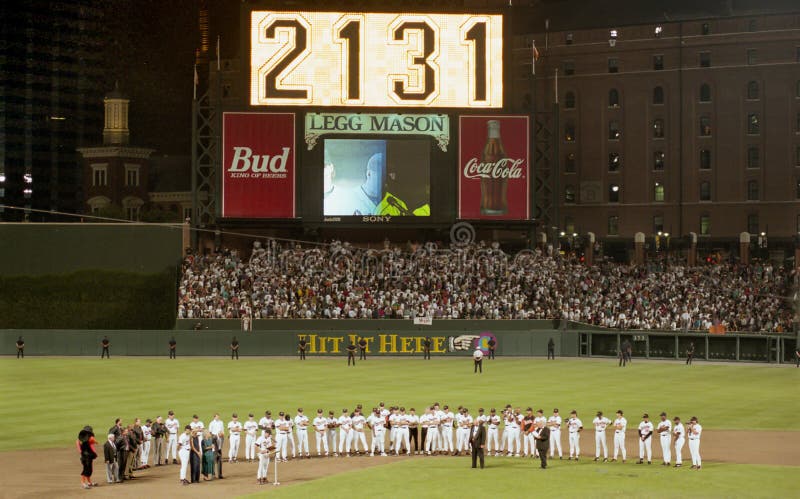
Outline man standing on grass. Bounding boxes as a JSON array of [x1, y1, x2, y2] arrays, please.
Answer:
[[673, 416, 685, 467], [352, 408, 369, 455], [548, 409, 563, 460], [347, 342, 357, 366], [473, 347, 484, 373], [228, 413, 243, 463], [656, 412, 672, 466], [244, 414, 259, 462], [533, 421, 550, 469], [230, 336, 240, 359], [104, 433, 119, 484], [299, 338, 307, 360], [686, 342, 695, 365], [294, 408, 311, 458], [165, 411, 180, 465], [470, 419, 486, 469], [547, 337, 555, 359], [358, 336, 368, 360], [593, 411, 610, 462], [637, 413, 653, 464], [151, 416, 166, 466], [338, 408, 353, 457], [327, 410, 339, 456], [567, 410, 583, 460], [140, 419, 152, 468], [101, 336, 110, 359], [612, 410, 627, 463], [487, 408, 501, 456], [178, 426, 191, 485], [313, 409, 329, 456], [688, 416, 702, 470], [168, 337, 177, 359], [15, 336, 24, 358]]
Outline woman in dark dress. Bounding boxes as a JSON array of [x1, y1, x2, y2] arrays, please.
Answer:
[[201, 430, 216, 480], [77, 426, 98, 489]]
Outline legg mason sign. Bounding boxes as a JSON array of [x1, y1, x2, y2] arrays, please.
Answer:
[[305, 112, 450, 151]]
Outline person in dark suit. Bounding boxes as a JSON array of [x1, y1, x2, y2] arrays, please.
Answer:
[[534, 422, 551, 469], [230, 337, 239, 360], [169, 337, 177, 359], [358, 337, 368, 360], [422, 337, 432, 360], [299, 338, 307, 360], [115, 428, 129, 482], [214, 432, 225, 479], [104, 433, 119, 483], [101, 336, 110, 359], [487, 337, 496, 359], [16, 336, 24, 358], [547, 337, 555, 359], [347, 342, 357, 366], [470, 420, 487, 469], [190, 430, 202, 483]]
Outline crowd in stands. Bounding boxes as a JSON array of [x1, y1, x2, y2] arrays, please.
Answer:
[[177, 240, 795, 333]]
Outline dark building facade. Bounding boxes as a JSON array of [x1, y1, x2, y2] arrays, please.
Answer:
[[516, 12, 800, 246], [0, 1, 106, 220]]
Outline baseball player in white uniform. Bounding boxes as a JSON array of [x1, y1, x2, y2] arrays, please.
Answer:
[[672, 416, 685, 467], [190, 415, 205, 434], [422, 408, 438, 455], [456, 409, 473, 455], [656, 412, 672, 466], [637, 413, 653, 464], [338, 409, 353, 456], [255, 429, 274, 484], [394, 408, 411, 455], [140, 419, 152, 467], [593, 411, 611, 461], [351, 409, 369, 454], [275, 412, 291, 462], [502, 409, 517, 456], [165, 411, 180, 464], [612, 410, 627, 462], [294, 409, 310, 458], [687, 417, 702, 469], [258, 411, 274, 437], [439, 405, 454, 455], [388, 407, 398, 453], [487, 409, 501, 456], [178, 425, 191, 485], [327, 411, 339, 456], [521, 409, 535, 457], [548, 409, 563, 459], [367, 408, 387, 456], [567, 410, 583, 460], [244, 414, 259, 462], [228, 413, 242, 463], [313, 409, 329, 456], [285, 415, 297, 458]]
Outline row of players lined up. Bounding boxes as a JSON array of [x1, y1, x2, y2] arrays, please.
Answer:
[[101, 404, 703, 482]]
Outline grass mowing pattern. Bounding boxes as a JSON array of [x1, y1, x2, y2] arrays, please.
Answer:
[[0, 356, 797, 453]]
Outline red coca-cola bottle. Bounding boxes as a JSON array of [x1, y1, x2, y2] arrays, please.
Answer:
[[480, 120, 508, 215]]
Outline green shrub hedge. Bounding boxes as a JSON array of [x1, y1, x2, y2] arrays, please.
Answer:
[[0, 269, 177, 329]]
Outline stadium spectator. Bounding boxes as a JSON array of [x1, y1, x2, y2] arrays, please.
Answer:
[[176, 242, 794, 332]]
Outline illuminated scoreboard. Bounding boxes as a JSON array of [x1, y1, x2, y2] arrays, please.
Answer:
[[250, 11, 503, 108]]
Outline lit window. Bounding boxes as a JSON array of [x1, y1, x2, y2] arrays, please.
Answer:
[[654, 26, 663, 37], [747, 114, 760, 135], [564, 123, 575, 142], [699, 116, 711, 136], [653, 151, 665, 170], [700, 215, 711, 235], [609, 184, 620, 203], [653, 119, 664, 138], [565, 185, 576, 203], [608, 121, 621, 140], [608, 152, 621, 171], [654, 183, 665, 202]]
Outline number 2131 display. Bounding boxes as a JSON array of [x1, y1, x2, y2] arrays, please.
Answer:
[[250, 12, 503, 108]]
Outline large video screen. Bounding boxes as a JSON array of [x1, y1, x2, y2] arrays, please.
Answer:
[[250, 11, 503, 108], [323, 139, 430, 217]]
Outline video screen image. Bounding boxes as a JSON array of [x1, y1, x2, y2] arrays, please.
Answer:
[[323, 139, 430, 217]]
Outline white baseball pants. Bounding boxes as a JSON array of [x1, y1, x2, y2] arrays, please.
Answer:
[[245, 434, 256, 460], [688, 439, 701, 466], [550, 430, 562, 457], [394, 428, 410, 454], [372, 429, 386, 454], [569, 432, 580, 457], [613, 432, 626, 460], [167, 434, 178, 459], [639, 437, 652, 461], [327, 430, 337, 453], [228, 435, 241, 461], [178, 448, 190, 480], [674, 438, 685, 465], [486, 428, 499, 453], [257, 453, 270, 480], [140, 441, 150, 466], [440, 427, 453, 452], [296, 430, 309, 455], [315, 431, 329, 454], [659, 435, 671, 464], [424, 427, 439, 453], [276, 433, 288, 460], [595, 432, 608, 458], [339, 430, 352, 454]]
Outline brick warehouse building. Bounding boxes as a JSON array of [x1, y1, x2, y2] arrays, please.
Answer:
[[515, 11, 800, 255]]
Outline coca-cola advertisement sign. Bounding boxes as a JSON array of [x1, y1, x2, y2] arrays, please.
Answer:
[[222, 112, 295, 218], [458, 115, 529, 220]]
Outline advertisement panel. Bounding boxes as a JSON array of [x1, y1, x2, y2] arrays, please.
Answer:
[[221, 112, 295, 218], [458, 115, 529, 220], [250, 11, 503, 108]]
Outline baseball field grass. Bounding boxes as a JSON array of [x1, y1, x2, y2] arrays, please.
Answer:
[[1, 356, 798, 497]]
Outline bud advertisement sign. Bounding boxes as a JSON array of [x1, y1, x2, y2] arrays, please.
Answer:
[[222, 112, 295, 218], [458, 115, 529, 220]]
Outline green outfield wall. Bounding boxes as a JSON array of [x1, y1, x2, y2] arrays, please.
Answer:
[[0, 324, 794, 363]]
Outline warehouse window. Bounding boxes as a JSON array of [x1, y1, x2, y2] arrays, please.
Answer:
[[746, 48, 757, 65], [701, 23, 710, 35], [700, 181, 711, 201], [699, 52, 711, 67], [565, 185, 576, 203], [700, 215, 711, 235], [609, 184, 620, 203], [747, 214, 759, 235], [747, 114, 760, 135], [564, 122, 575, 142], [653, 151, 665, 170], [747, 180, 759, 201], [747, 146, 760, 168], [653, 119, 665, 138], [796, 145, 800, 166], [608, 58, 619, 73], [653, 215, 664, 233], [92, 165, 108, 186], [608, 121, 621, 140], [653, 86, 664, 104], [609, 88, 620, 107], [564, 91, 576, 109], [565, 33, 573, 45], [608, 152, 621, 171], [796, 179, 800, 200], [746, 81, 759, 100], [564, 60, 575, 76], [699, 84, 711, 102], [654, 182, 665, 202], [700, 149, 711, 170], [653, 54, 664, 70], [699, 116, 712, 136], [564, 153, 576, 172], [607, 216, 619, 236]]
